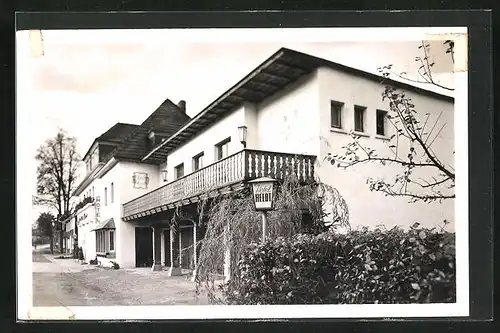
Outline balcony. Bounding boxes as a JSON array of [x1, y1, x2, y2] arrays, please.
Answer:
[[122, 149, 317, 221]]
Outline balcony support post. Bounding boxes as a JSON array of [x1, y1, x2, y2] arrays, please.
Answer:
[[168, 216, 182, 276], [151, 224, 162, 272]]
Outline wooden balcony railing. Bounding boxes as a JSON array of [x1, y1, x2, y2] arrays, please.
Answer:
[[122, 149, 316, 220]]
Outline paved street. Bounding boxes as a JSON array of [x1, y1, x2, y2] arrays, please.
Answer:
[[32, 248, 212, 306]]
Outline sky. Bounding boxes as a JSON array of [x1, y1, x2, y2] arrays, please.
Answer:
[[16, 27, 459, 222]]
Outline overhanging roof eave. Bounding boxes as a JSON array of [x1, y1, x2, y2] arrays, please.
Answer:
[[141, 49, 288, 162]]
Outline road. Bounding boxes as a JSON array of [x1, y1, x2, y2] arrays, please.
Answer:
[[32, 249, 212, 306], [32, 252, 124, 306]]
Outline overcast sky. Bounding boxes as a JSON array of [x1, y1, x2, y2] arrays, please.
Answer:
[[17, 27, 458, 221]]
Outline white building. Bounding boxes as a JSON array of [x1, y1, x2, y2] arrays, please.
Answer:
[[70, 47, 454, 273]]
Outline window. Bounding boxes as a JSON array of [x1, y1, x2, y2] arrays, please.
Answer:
[[376, 109, 388, 136], [175, 163, 184, 179], [104, 187, 108, 206], [110, 182, 114, 203], [354, 105, 366, 132], [192, 152, 204, 172], [92, 150, 99, 170], [148, 131, 156, 149], [215, 137, 231, 161], [109, 230, 115, 251], [96, 230, 106, 253], [330, 101, 343, 128], [96, 230, 114, 253]]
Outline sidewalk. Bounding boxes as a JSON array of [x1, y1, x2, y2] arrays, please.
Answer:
[[33, 253, 97, 273]]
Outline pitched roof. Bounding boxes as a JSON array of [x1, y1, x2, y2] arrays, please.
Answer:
[[82, 122, 138, 161], [111, 99, 191, 163], [97, 123, 139, 144], [142, 47, 454, 163]]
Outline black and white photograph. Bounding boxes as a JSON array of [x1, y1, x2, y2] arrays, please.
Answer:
[[16, 24, 469, 320]]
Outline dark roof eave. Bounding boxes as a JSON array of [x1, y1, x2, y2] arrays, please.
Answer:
[[141, 49, 288, 162], [82, 123, 138, 161]]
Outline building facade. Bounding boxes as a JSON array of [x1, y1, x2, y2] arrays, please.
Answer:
[[69, 47, 454, 274]]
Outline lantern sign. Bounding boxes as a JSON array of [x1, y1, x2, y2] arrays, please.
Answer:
[[249, 177, 278, 211]]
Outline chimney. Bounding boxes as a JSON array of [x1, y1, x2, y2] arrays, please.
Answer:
[[177, 100, 186, 113]]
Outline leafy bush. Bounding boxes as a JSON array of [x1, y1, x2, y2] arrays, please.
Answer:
[[222, 223, 455, 305]]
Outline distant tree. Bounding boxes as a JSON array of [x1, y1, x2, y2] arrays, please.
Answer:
[[35, 212, 55, 254], [326, 40, 455, 204], [34, 128, 81, 253]]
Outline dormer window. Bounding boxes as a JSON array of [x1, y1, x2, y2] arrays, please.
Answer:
[[86, 148, 99, 174], [148, 131, 156, 149], [148, 131, 168, 150]]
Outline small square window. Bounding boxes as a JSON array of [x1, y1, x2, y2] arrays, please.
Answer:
[[331, 101, 343, 128], [376, 110, 388, 136], [215, 137, 231, 161], [192, 152, 204, 171], [175, 163, 184, 179], [354, 105, 366, 132]]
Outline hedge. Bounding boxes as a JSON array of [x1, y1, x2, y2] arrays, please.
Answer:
[[222, 223, 455, 305]]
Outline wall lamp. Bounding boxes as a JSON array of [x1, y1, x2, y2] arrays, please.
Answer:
[[238, 125, 248, 149]]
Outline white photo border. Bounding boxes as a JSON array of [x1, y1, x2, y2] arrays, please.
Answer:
[[17, 26, 468, 320]]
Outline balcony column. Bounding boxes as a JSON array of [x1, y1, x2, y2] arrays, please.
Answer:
[[168, 217, 182, 276], [151, 225, 162, 271]]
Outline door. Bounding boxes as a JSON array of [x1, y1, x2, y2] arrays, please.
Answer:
[[135, 227, 153, 267], [163, 229, 171, 266], [180, 227, 194, 269]]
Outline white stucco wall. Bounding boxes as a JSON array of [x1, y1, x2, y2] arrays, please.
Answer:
[[256, 71, 321, 156], [75, 160, 161, 268], [315, 66, 455, 230], [163, 106, 247, 183], [75, 202, 97, 262], [116, 161, 160, 268], [150, 70, 320, 188]]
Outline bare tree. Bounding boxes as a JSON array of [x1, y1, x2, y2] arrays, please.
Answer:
[[34, 128, 80, 253], [326, 40, 455, 203]]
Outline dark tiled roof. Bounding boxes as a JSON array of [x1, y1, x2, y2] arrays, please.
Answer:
[[111, 99, 191, 163], [97, 123, 139, 144], [143, 47, 454, 163], [82, 123, 138, 161]]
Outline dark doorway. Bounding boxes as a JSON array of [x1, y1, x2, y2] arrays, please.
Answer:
[[180, 227, 194, 269], [135, 227, 153, 267], [163, 229, 171, 267]]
